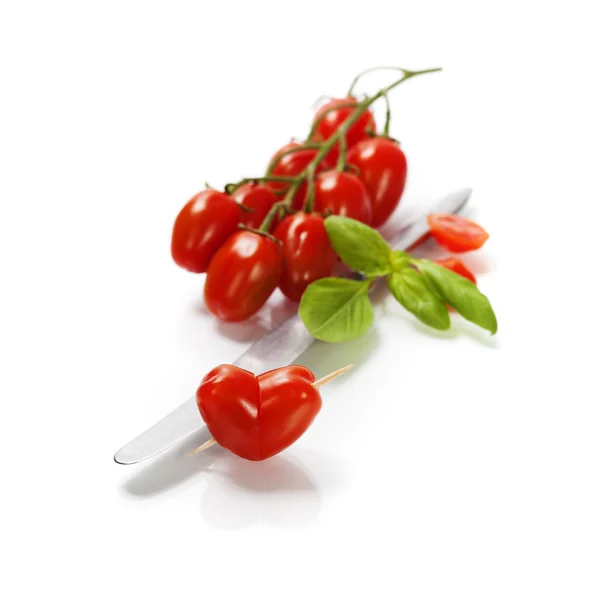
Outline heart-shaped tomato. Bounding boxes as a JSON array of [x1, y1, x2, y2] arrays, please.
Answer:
[[196, 365, 321, 461]]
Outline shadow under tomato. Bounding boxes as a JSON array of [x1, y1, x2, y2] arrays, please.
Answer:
[[214, 294, 298, 343], [199, 452, 322, 530]]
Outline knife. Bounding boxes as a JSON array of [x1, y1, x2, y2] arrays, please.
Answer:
[[114, 188, 471, 465]]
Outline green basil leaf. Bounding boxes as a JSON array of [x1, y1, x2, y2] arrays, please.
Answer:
[[324, 216, 391, 276], [387, 268, 450, 330], [418, 260, 498, 334], [389, 249, 411, 271], [299, 277, 374, 343]]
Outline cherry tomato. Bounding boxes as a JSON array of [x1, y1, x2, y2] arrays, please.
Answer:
[[314, 170, 372, 224], [347, 137, 407, 227], [203, 230, 283, 322], [435, 257, 477, 284], [268, 142, 333, 209], [256, 366, 319, 459], [427, 214, 489, 253], [196, 364, 319, 461], [312, 97, 375, 161], [196, 364, 260, 459], [273, 212, 337, 301], [171, 189, 243, 273], [232, 182, 279, 229]]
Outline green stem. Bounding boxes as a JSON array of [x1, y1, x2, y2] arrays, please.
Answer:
[[224, 176, 301, 195], [348, 65, 406, 96], [382, 92, 391, 136], [304, 67, 441, 172], [307, 101, 359, 140], [259, 179, 301, 232], [336, 133, 347, 171], [238, 223, 281, 245], [265, 142, 323, 176], [303, 164, 317, 212], [258, 66, 441, 231]]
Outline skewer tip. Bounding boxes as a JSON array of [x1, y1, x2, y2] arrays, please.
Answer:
[[312, 364, 354, 389], [188, 437, 218, 456]]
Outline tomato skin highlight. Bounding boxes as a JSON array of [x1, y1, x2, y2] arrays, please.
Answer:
[[428, 214, 490, 253], [273, 213, 337, 302], [203, 230, 283, 322], [314, 170, 373, 224], [171, 190, 243, 273], [268, 142, 334, 209], [312, 97, 375, 162], [435, 257, 477, 284], [347, 137, 407, 227], [232, 182, 279, 229], [196, 364, 320, 461]]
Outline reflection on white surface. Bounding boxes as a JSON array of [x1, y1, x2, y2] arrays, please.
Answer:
[[121, 441, 343, 530], [200, 452, 322, 530], [121, 429, 215, 496]]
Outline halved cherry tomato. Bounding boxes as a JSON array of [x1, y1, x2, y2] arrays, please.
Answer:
[[314, 170, 372, 224], [196, 364, 319, 461], [232, 182, 279, 229], [273, 212, 337, 301], [312, 97, 375, 162], [428, 214, 489, 253], [347, 137, 407, 227], [171, 189, 243, 273], [435, 257, 477, 284], [204, 230, 283, 322], [267, 142, 333, 209]]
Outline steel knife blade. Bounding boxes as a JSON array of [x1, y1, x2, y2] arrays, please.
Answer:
[[114, 188, 472, 465]]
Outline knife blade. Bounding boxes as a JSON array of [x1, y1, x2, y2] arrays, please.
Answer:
[[114, 188, 472, 465]]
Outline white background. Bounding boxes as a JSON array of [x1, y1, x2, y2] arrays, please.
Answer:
[[1, 1, 599, 598]]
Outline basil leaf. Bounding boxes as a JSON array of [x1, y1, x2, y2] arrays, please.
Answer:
[[299, 277, 374, 343], [389, 249, 411, 271], [324, 216, 391, 276], [418, 260, 498, 334], [387, 269, 450, 330]]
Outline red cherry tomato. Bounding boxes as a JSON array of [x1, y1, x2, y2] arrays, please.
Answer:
[[196, 364, 261, 459], [203, 230, 283, 322], [171, 189, 242, 273], [314, 170, 372, 224], [347, 137, 407, 227], [268, 142, 333, 209], [273, 212, 337, 301], [435, 257, 477, 284], [196, 364, 320, 461], [427, 214, 489, 253], [312, 97, 375, 162], [232, 182, 279, 229]]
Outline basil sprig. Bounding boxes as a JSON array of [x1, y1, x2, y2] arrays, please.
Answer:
[[299, 215, 498, 342]]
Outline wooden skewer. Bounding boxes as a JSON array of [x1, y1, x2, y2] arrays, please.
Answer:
[[188, 437, 218, 457], [312, 364, 353, 388], [189, 364, 354, 456]]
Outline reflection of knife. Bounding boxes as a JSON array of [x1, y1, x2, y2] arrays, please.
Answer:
[[114, 188, 472, 465]]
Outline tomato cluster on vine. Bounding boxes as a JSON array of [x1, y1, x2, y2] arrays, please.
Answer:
[[171, 85, 413, 322]]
